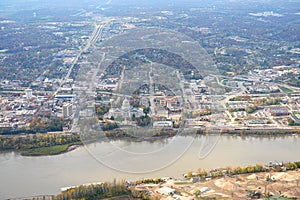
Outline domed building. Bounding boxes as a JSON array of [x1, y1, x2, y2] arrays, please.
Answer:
[[105, 98, 143, 120]]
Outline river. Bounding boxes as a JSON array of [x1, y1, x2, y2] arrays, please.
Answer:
[[0, 134, 299, 199]]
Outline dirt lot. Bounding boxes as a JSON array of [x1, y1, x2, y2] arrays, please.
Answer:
[[152, 170, 300, 199]]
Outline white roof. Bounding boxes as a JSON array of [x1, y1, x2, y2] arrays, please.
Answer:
[[157, 186, 175, 194]]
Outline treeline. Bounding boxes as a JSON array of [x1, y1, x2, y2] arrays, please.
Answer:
[[135, 115, 151, 127], [0, 133, 81, 151], [55, 180, 150, 200], [222, 129, 300, 135], [54, 178, 165, 200], [29, 117, 63, 133], [105, 48, 202, 80], [229, 96, 251, 101], [102, 122, 119, 131], [186, 161, 300, 179], [0, 117, 63, 135], [153, 129, 177, 137], [135, 178, 164, 185], [253, 97, 281, 106], [229, 96, 281, 105], [183, 108, 211, 118], [95, 105, 110, 116], [228, 97, 281, 114]]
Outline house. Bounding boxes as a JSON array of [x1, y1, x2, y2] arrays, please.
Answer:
[[166, 97, 181, 112], [155, 97, 167, 106], [191, 177, 201, 183], [265, 106, 290, 116], [156, 187, 175, 196], [107, 75, 119, 82], [200, 187, 210, 193], [153, 121, 173, 128]]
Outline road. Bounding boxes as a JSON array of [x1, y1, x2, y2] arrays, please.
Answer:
[[214, 75, 247, 124], [54, 19, 112, 97], [176, 70, 192, 109], [148, 61, 156, 115], [65, 19, 112, 132]]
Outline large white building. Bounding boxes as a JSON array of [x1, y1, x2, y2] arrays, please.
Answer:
[[25, 88, 33, 99], [153, 121, 173, 128], [105, 98, 143, 119], [63, 103, 73, 118]]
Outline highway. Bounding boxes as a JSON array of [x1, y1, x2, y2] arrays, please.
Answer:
[[54, 18, 112, 97], [69, 19, 112, 133], [148, 61, 156, 115]]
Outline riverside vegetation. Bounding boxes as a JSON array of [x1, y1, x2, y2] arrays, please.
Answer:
[[0, 133, 82, 156], [25, 161, 300, 200], [1, 128, 299, 156]]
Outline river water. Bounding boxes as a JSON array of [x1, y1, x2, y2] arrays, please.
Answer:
[[0, 134, 299, 199]]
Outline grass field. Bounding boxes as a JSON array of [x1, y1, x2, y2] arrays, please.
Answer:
[[174, 181, 190, 185], [279, 86, 293, 93]]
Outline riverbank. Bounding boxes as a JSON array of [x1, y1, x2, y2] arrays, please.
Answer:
[[32, 161, 300, 200], [220, 128, 300, 136], [85, 127, 300, 141], [1, 128, 300, 157]]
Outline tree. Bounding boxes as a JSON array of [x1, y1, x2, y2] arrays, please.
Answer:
[[246, 165, 255, 173], [186, 171, 193, 178], [143, 107, 150, 116], [102, 122, 118, 131], [194, 189, 201, 198], [132, 114, 136, 121], [196, 168, 202, 176], [234, 166, 242, 174], [96, 105, 110, 116], [136, 116, 151, 127], [288, 118, 295, 126], [285, 162, 297, 170], [245, 105, 257, 114]]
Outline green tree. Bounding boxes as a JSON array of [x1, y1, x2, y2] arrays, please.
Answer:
[[186, 171, 193, 178], [288, 118, 295, 126], [196, 168, 202, 176], [194, 189, 201, 198], [245, 105, 258, 114], [102, 122, 119, 131], [136, 116, 151, 127], [143, 107, 150, 116]]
